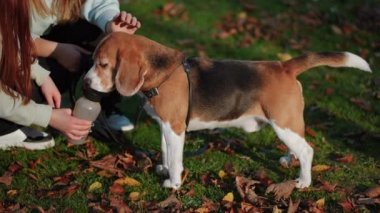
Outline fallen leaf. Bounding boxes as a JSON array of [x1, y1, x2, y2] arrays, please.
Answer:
[[338, 199, 355, 212], [114, 177, 140, 187], [350, 97, 372, 112], [336, 154, 353, 164], [222, 192, 234, 202], [235, 176, 260, 203], [240, 201, 260, 212], [128, 192, 140, 201], [305, 127, 317, 137], [158, 194, 182, 210], [364, 185, 380, 198], [194, 207, 210, 213], [320, 181, 337, 193], [272, 205, 281, 213], [88, 181, 102, 192], [288, 199, 301, 213], [218, 170, 226, 179], [331, 25, 343, 35], [109, 194, 132, 213], [109, 183, 125, 194], [265, 180, 297, 200], [6, 190, 17, 197], [312, 164, 332, 172], [325, 88, 335, 95], [277, 53, 292, 61], [315, 198, 325, 209], [0, 175, 12, 186]]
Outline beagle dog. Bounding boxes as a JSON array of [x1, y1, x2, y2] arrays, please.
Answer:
[[84, 32, 372, 189]]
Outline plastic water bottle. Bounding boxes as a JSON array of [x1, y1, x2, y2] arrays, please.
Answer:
[[69, 88, 102, 145]]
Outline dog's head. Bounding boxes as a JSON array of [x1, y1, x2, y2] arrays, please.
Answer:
[[84, 32, 184, 96]]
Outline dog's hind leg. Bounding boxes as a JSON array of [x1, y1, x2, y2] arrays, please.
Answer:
[[160, 121, 185, 189], [269, 121, 313, 188]]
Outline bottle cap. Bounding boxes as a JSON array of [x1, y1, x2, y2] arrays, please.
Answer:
[[83, 87, 108, 102]]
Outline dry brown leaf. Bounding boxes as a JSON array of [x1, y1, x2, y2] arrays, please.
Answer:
[[0, 175, 12, 186], [109, 194, 132, 213], [325, 88, 335, 95], [287, 199, 301, 213], [235, 176, 260, 203], [89, 155, 124, 177], [335, 154, 353, 164], [320, 181, 337, 193], [265, 180, 297, 200], [338, 199, 355, 212], [350, 97, 372, 112], [305, 127, 317, 138], [200, 197, 219, 212], [109, 183, 125, 195], [85, 141, 98, 159], [364, 185, 380, 198], [158, 194, 182, 210]]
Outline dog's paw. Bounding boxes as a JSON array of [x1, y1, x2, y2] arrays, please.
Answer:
[[279, 156, 291, 168], [295, 178, 311, 188], [162, 179, 181, 189], [155, 164, 169, 176]]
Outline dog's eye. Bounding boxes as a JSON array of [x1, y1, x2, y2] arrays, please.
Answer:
[[99, 63, 108, 68]]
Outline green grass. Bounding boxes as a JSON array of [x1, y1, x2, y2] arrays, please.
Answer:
[[0, 0, 379, 211]]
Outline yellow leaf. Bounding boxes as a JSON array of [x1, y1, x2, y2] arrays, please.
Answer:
[[277, 53, 292, 61], [88, 181, 102, 192], [222, 192, 234, 202], [312, 164, 331, 172], [272, 205, 282, 213], [115, 177, 141, 187], [128, 191, 140, 201], [316, 198, 325, 208], [218, 170, 226, 179]]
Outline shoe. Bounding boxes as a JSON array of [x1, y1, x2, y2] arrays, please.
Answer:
[[0, 127, 55, 150], [106, 113, 134, 132]]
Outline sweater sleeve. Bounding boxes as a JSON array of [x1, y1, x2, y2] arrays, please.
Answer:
[[81, 0, 120, 32], [0, 88, 52, 127], [31, 60, 50, 86]]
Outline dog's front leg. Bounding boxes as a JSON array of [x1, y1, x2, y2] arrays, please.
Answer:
[[161, 122, 185, 189], [156, 129, 169, 176]]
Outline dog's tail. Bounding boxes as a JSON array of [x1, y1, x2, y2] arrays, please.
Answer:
[[283, 52, 372, 76]]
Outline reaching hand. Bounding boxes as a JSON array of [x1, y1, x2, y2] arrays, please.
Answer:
[[52, 43, 91, 72], [106, 11, 141, 34], [41, 76, 61, 108], [49, 108, 92, 141]]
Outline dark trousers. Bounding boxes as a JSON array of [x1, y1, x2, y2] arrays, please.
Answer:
[[0, 19, 121, 135]]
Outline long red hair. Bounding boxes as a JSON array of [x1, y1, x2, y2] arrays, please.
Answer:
[[0, 0, 34, 104]]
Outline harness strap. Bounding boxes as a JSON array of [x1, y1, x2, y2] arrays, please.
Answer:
[[142, 58, 192, 127]]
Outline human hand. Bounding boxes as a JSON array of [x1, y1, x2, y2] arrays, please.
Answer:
[[41, 76, 61, 108], [49, 108, 92, 141], [52, 43, 91, 72], [106, 11, 141, 34]]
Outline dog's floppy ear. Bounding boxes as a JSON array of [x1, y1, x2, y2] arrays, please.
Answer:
[[115, 50, 147, 96]]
